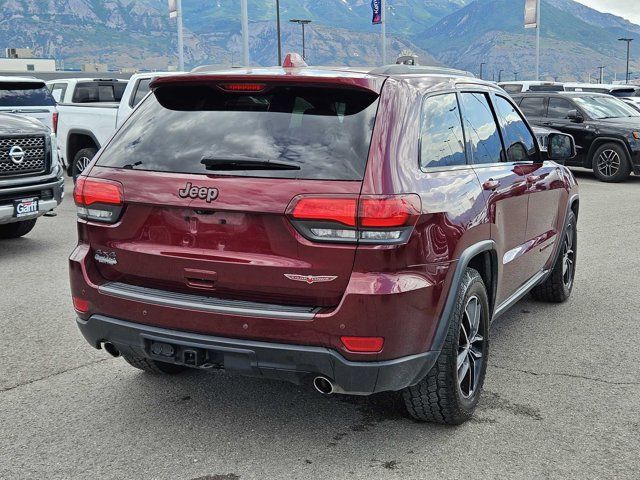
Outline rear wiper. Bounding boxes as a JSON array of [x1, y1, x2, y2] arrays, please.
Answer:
[[201, 156, 300, 171]]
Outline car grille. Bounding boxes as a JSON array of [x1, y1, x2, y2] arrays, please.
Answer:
[[0, 136, 47, 177]]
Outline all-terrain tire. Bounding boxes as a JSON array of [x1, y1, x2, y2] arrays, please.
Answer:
[[401, 268, 490, 425], [531, 211, 577, 303], [591, 143, 631, 183], [0, 219, 37, 239], [122, 353, 187, 374]]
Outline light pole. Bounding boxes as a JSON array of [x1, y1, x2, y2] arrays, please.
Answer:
[[290, 19, 312, 60], [514, 71, 519, 81], [619, 38, 633, 84], [498, 69, 504, 82], [480, 62, 486, 80], [597, 65, 605, 84], [276, 0, 282, 65], [241, 0, 249, 66]]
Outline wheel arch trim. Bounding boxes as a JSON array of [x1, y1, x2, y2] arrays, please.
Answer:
[[429, 240, 497, 353], [586, 137, 631, 168], [66, 129, 100, 163]]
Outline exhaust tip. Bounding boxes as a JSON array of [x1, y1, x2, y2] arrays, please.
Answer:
[[313, 376, 335, 395], [103, 342, 120, 358]]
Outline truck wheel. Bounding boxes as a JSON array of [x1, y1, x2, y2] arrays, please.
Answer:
[[531, 211, 577, 303], [591, 143, 631, 183], [122, 353, 187, 374], [72, 148, 97, 181], [0, 219, 37, 239], [401, 268, 489, 425]]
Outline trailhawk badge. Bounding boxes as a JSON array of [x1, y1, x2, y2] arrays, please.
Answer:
[[284, 274, 338, 284]]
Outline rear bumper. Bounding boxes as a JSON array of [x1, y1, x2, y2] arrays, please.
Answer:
[[77, 314, 439, 395], [0, 176, 64, 225]]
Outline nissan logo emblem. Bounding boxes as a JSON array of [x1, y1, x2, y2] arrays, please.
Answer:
[[9, 146, 25, 164]]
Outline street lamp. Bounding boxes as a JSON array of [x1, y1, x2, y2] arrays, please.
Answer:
[[276, 0, 282, 65], [619, 38, 633, 84], [498, 69, 504, 82], [479, 62, 486, 80], [290, 19, 312, 60], [597, 65, 605, 84], [514, 71, 519, 81]]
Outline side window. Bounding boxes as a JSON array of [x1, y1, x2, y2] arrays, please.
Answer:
[[547, 98, 576, 119], [131, 79, 152, 108], [501, 84, 523, 94], [459, 92, 504, 165], [420, 93, 467, 169], [50, 83, 67, 103], [494, 96, 538, 163], [114, 82, 127, 102], [519, 97, 546, 117]]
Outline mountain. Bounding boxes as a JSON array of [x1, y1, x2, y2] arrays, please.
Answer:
[[0, 0, 466, 69], [0, 0, 637, 81], [419, 0, 640, 81]]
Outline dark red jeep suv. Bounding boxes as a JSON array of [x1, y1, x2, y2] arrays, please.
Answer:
[[69, 62, 579, 424]]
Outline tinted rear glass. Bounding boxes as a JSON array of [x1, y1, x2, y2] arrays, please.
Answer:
[[528, 85, 564, 92], [98, 84, 379, 180], [72, 82, 126, 103], [0, 82, 55, 107]]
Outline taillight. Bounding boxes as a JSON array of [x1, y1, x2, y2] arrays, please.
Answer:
[[52, 112, 58, 135], [74, 177, 124, 224], [72, 297, 90, 314], [287, 194, 421, 244]]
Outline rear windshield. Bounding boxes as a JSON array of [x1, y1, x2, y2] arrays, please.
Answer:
[[0, 82, 55, 107], [72, 81, 127, 103], [97, 84, 379, 180]]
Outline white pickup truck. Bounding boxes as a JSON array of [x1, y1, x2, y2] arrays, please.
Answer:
[[48, 73, 177, 179]]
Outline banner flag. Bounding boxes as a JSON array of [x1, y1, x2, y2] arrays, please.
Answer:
[[372, 0, 382, 25], [524, 0, 538, 29], [168, 0, 178, 19]]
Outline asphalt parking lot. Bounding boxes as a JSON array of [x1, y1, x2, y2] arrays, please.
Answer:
[[1, 171, 639, 480]]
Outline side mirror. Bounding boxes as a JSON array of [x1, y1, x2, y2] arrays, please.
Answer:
[[547, 133, 576, 162], [567, 109, 583, 123]]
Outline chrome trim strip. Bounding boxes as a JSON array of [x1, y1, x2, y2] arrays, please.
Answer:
[[98, 282, 320, 321]]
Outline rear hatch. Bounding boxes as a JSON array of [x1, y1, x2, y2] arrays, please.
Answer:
[[81, 74, 383, 308], [0, 81, 56, 130]]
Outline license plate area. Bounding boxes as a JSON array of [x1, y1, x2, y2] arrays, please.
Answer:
[[13, 197, 39, 218]]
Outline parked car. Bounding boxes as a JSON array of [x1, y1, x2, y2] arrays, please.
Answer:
[[49, 75, 179, 180], [621, 97, 640, 112], [563, 83, 639, 98], [514, 91, 640, 182], [0, 76, 58, 133], [0, 113, 64, 238], [498, 81, 565, 94], [70, 61, 578, 425]]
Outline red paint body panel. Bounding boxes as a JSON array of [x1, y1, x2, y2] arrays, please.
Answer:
[[69, 69, 578, 365]]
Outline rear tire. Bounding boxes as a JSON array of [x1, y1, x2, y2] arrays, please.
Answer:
[[401, 268, 489, 425], [122, 353, 187, 375], [591, 143, 631, 183], [71, 147, 97, 181], [531, 211, 577, 303], [0, 219, 37, 239]]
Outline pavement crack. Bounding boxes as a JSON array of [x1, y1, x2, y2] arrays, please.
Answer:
[[0, 358, 111, 394], [491, 364, 639, 386]]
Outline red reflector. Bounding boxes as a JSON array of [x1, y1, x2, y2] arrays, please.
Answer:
[[341, 336, 384, 353], [359, 195, 421, 228], [72, 297, 90, 313], [52, 112, 58, 135], [219, 83, 266, 92], [291, 197, 357, 227], [74, 177, 123, 206]]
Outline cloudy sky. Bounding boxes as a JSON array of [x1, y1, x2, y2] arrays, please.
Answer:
[[574, 0, 640, 25]]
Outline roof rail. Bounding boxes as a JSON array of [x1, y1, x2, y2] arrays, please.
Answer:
[[369, 64, 476, 77]]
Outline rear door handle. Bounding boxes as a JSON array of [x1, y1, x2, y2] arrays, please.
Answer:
[[482, 179, 500, 191]]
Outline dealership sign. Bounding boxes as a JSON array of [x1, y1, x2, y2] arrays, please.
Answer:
[[524, 0, 539, 29]]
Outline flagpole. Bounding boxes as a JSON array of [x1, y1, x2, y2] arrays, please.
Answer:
[[381, 0, 386, 65], [535, 0, 540, 80], [176, 0, 185, 71], [241, 0, 250, 66]]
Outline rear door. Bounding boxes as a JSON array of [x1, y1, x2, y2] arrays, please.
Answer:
[[86, 79, 382, 308], [0, 81, 56, 130]]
